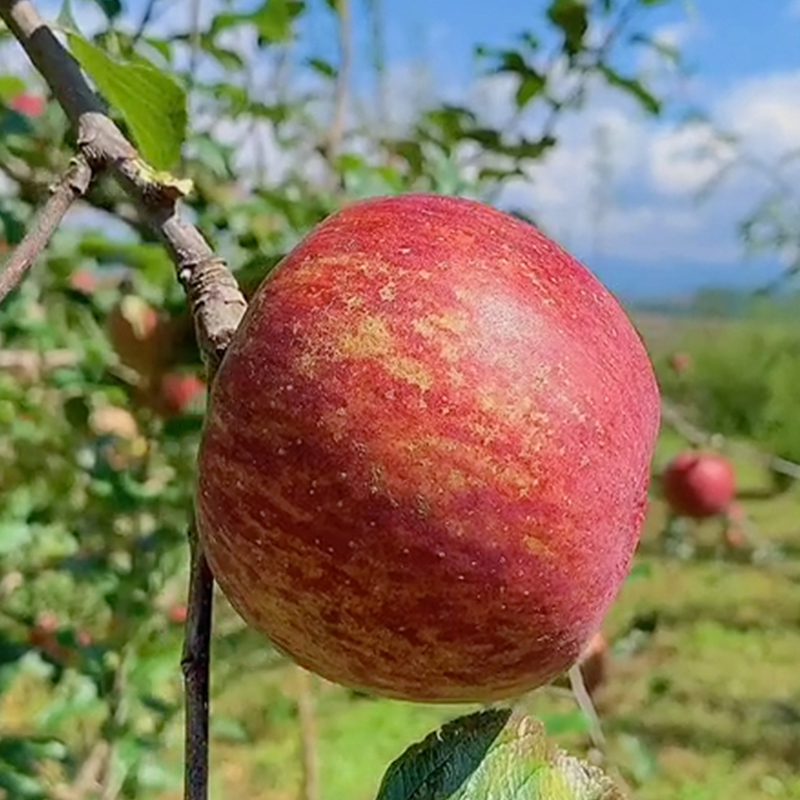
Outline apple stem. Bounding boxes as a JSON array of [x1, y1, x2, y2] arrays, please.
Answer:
[[181, 519, 215, 800]]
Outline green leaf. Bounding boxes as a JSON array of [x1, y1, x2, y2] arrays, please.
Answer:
[[547, 0, 589, 57], [253, 0, 306, 43], [375, 709, 628, 800], [56, 0, 83, 34], [211, 0, 305, 44], [89, 0, 122, 18], [515, 72, 546, 109], [598, 65, 661, 115], [0, 76, 27, 102], [66, 33, 187, 169], [307, 57, 337, 78]]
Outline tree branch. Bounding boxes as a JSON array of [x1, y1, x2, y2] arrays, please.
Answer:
[[0, 0, 248, 369], [0, 157, 92, 304], [181, 518, 214, 800]]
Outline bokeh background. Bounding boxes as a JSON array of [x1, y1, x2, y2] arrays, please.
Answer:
[[2, 1, 800, 799]]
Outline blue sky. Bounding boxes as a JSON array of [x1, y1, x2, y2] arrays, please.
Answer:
[[37, 1, 800, 300], [303, 1, 800, 300]]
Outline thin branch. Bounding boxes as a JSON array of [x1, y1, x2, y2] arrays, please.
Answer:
[[296, 667, 319, 800], [325, 0, 352, 164], [181, 518, 214, 800], [0, 348, 80, 380], [567, 664, 605, 749], [661, 398, 800, 481], [131, 0, 161, 46], [0, 156, 92, 304], [188, 0, 202, 87]]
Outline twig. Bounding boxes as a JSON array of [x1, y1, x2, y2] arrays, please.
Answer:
[[0, 156, 92, 304], [366, 0, 386, 140], [181, 517, 214, 800], [52, 741, 110, 800], [567, 663, 605, 749], [296, 667, 320, 800], [130, 0, 161, 46], [661, 398, 800, 481], [325, 0, 352, 165], [0, 5, 249, 800]]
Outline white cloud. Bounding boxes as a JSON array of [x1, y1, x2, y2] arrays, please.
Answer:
[[488, 61, 800, 274]]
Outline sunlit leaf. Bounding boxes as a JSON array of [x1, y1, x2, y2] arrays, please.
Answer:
[[375, 709, 627, 800], [66, 33, 187, 169]]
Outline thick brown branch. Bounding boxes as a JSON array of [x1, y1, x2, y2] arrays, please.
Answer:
[[0, 157, 92, 304]]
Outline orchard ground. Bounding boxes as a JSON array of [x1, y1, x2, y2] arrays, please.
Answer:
[[3, 314, 800, 800]]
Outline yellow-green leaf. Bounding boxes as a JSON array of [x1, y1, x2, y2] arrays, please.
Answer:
[[66, 33, 187, 169]]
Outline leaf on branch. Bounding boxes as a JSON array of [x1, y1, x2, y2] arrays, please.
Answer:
[[66, 33, 188, 170], [547, 0, 589, 58], [598, 65, 661, 115], [374, 708, 627, 800]]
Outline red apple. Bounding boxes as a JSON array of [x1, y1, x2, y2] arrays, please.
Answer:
[[155, 372, 205, 417], [196, 194, 661, 702], [106, 296, 177, 382], [10, 93, 45, 117], [668, 351, 691, 375], [69, 269, 98, 295], [167, 604, 188, 625], [661, 451, 736, 519]]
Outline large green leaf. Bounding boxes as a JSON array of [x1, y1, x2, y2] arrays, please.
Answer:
[[375, 709, 627, 800], [66, 33, 187, 169]]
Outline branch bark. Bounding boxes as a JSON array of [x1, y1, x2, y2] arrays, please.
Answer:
[[0, 157, 92, 304]]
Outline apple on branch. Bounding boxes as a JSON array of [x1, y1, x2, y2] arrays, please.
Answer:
[[196, 194, 661, 703]]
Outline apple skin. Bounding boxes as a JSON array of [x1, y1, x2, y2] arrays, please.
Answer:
[[196, 194, 661, 703], [661, 451, 736, 519]]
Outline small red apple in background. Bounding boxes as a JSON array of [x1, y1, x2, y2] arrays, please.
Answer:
[[668, 351, 691, 376], [196, 194, 660, 702], [27, 613, 91, 666], [577, 632, 608, 698], [69, 269, 98, 296], [153, 372, 206, 417], [167, 604, 188, 625], [10, 93, 45, 117], [661, 451, 736, 519], [106, 295, 175, 381]]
